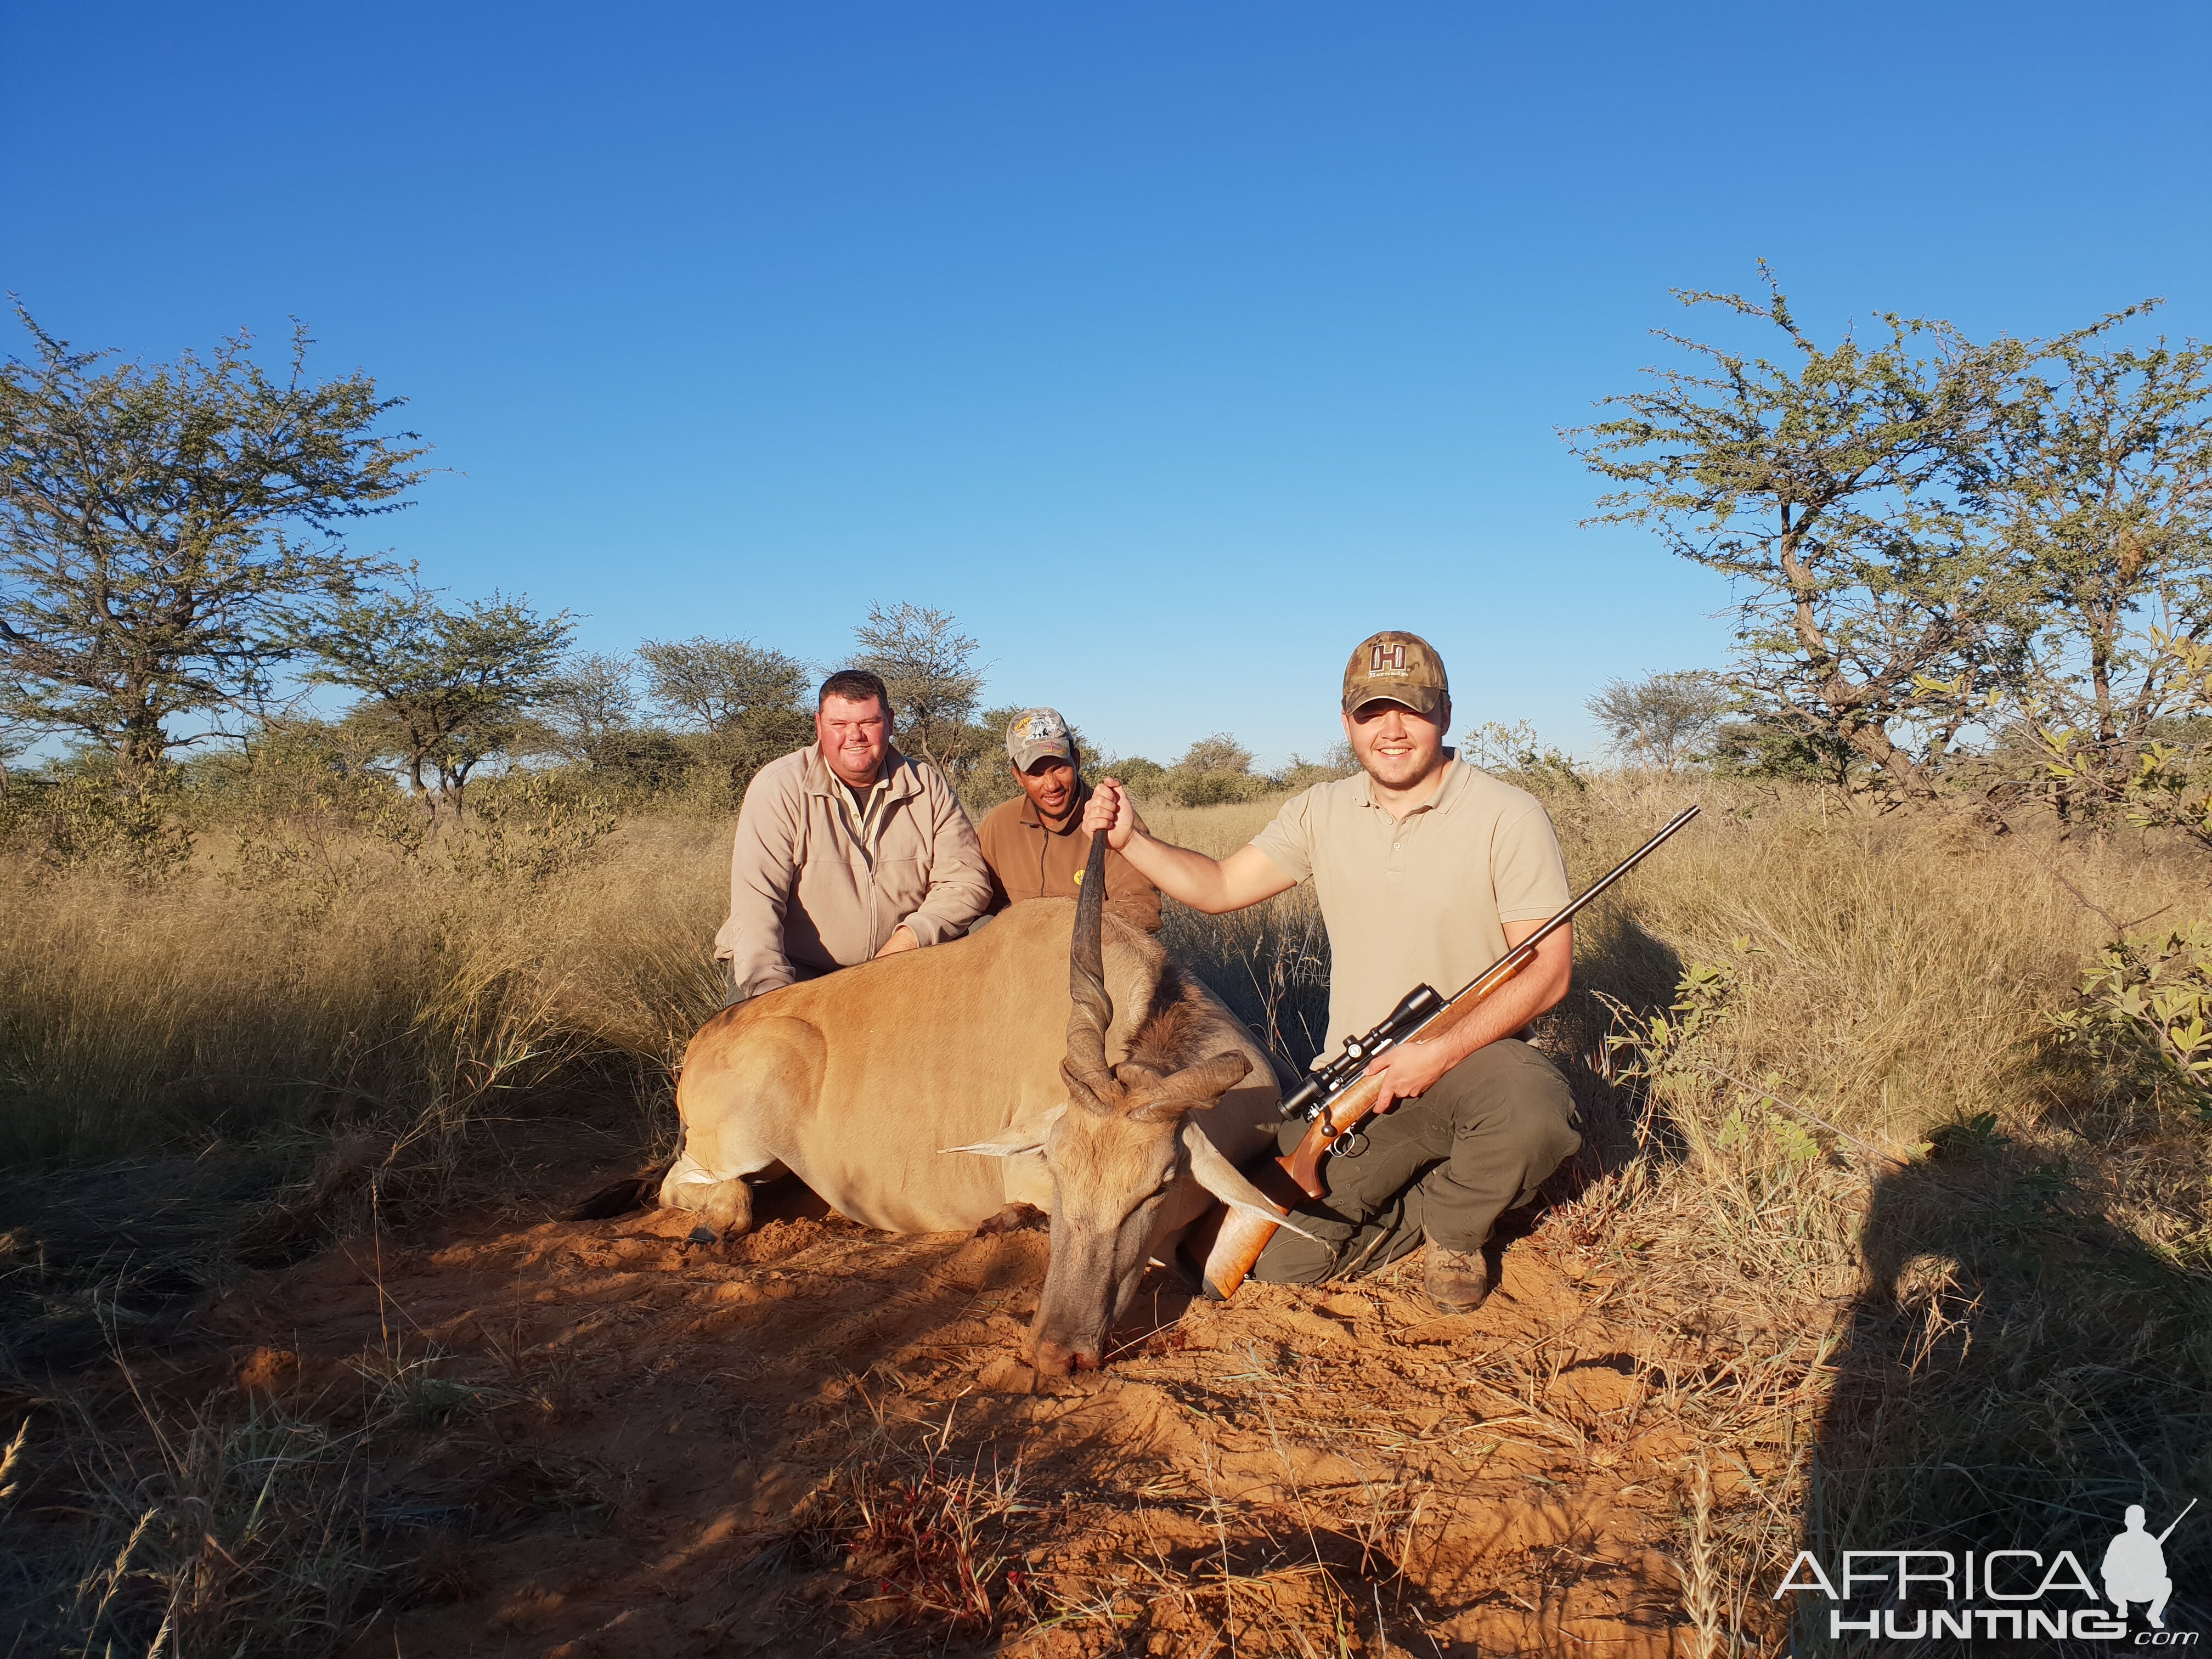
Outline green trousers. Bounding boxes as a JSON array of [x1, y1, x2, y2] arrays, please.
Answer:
[[1249, 1037, 1581, 1285]]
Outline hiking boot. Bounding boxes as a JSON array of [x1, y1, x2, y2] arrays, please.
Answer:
[[1423, 1239, 1492, 1312]]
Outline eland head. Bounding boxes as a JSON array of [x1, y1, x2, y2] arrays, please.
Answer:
[[951, 834, 1304, 1375]]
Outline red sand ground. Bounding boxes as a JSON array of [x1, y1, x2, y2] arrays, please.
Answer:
[[204, 1180, 1739, 1656]]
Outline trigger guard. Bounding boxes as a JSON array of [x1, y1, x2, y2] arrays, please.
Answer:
[[1329, 1130, 1369, 1159]]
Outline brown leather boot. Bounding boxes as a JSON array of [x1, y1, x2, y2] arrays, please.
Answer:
[[1423, 1238, 1493, 1312]]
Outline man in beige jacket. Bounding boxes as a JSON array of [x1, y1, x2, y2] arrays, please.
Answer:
[[715, 669, 992, 1003]]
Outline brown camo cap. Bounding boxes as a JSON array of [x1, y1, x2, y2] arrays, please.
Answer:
[[1341, 630, 1448, 718]]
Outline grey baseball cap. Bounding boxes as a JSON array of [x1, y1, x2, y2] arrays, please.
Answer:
[[1006, 708, 1077, 770]]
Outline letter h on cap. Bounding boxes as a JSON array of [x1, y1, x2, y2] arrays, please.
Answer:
[[1372, 643, 1407, 672]]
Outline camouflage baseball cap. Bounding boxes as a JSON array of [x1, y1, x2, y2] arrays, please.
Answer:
[[1006, 708, 1077, 770], [1341, 630, 1448, 718]]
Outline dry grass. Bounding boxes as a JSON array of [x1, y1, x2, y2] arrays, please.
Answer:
[[1155, 776, 2212, 1645], [0, 816, 727, 1167], [4, 774, 2210, 1650]]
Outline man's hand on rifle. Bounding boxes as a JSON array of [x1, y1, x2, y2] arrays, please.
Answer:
[[1364, 1034, 1458, 1114]]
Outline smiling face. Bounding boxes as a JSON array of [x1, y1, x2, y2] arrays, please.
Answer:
[[1342, 697, 1451, 792], [816, 693, 889, 788], [1017, 754, 1080, 823]]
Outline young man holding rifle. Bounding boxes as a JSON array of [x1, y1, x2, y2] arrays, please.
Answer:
[[1080, 630, 1581, 1311]]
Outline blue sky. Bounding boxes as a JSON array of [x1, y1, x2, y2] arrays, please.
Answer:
[[6, 2, 2209, 765]]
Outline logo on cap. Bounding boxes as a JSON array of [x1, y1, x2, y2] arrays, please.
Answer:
[[1342, 630, 1447, 716], [1007, 707, 1077, 765]]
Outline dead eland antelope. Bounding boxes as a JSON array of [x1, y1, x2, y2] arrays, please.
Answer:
[[659, 837, 1309, 1375]]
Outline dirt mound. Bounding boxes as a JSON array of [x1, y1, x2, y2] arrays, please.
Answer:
[[194, 1176, 1728, 1655]]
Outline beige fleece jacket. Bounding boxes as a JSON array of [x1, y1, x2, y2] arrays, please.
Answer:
[[715, 744, 992, 1000]]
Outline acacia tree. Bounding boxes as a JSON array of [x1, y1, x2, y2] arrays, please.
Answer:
[[850, 602, 984, 776], [636, 635, 811, 793], [542, 651, 641, 770], [1569, 269, 2030, 809], [0, 311, 427, 792], [1978, 324, 2212, 821], [306, 586, 572, 817], [1586, 670, 1731, 771], [1165, 733, 1267, 806], [636, 636, 806, 731]]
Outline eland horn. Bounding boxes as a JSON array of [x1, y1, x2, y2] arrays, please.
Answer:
[[1064, 826, 1115, 1096]]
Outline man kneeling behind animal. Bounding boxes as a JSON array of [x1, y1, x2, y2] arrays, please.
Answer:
[[978, 707, 1161, 934], [716, 668, 993, 1005], [1081, 630, 1581, 1312]]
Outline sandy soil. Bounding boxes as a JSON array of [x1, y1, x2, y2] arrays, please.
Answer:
[[200, 1177, 1735, 1657]]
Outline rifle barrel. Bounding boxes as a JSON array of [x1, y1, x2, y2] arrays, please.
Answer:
[[1447, 804, 1700, 998], [2156, 1497, 2198, 1545]]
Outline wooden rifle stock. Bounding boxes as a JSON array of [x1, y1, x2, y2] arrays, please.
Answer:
[[1279, 943, 1536, 1197], [1199, 804, 1700, 1301]]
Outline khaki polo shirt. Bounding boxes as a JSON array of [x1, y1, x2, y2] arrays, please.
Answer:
[[1249, 758, 1570, 1052]]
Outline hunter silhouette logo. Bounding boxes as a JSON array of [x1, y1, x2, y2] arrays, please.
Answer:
[[1775, 1498, 2199, 1641], [2106, 1500, 2193, 1629]]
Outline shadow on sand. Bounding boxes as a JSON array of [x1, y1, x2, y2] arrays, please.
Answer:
[[1800, 1125, 2211, 1652]]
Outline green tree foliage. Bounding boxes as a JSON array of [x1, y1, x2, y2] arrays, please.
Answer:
[[1276, 743, 1358, 794], [540, 650, 695, 792], [635, 635, 811, 799], [2047, 926, 2212, 1109], [1585, 670, 1731, 772], [542, 651, 641, 770], [1104, 754, 1167, 797], [0, 311, 428, 792], [1164, 733, 1269, 806], [849, 602, 984, 777], [1706, 710, 1861, 785], [2020, 629, 2212, 847], [636, 636, 806, 731], [1460, 720, 1585, 791], [1571, 268, 2030, 808], [1979, 326, 2212, 822], [0, 715, 26, 788], [305, 585, 572, 817]]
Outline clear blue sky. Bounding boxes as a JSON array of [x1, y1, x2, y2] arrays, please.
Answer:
[[7, 2, 2208, 765]]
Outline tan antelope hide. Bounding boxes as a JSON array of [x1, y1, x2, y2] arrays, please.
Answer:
[[660, 865, 1307, 1374]]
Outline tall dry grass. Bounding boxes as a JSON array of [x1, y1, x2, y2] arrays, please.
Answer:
[[1153, 776, 2212, 1644], [1539, 775, 2210, 1645], [0, 817, 729, 1167], [4, 772, 2209, 1649]]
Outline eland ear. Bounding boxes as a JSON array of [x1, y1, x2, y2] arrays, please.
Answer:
[[1128, 1051, 1253, 1123], [1179, 1120, 1322, 1242], [943, 1102, 1066, 1158], [1166, 1049, 1255, 1107]]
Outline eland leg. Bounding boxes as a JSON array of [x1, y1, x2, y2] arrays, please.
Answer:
[[658, 1152, 786, 1234], [660, 1014, 823, 1237]]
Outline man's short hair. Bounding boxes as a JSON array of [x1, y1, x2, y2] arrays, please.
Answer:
[[819, 669, 893, 720]]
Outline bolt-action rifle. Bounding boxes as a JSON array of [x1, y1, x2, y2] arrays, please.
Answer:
[[1199, 805, 1701, 1300]]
